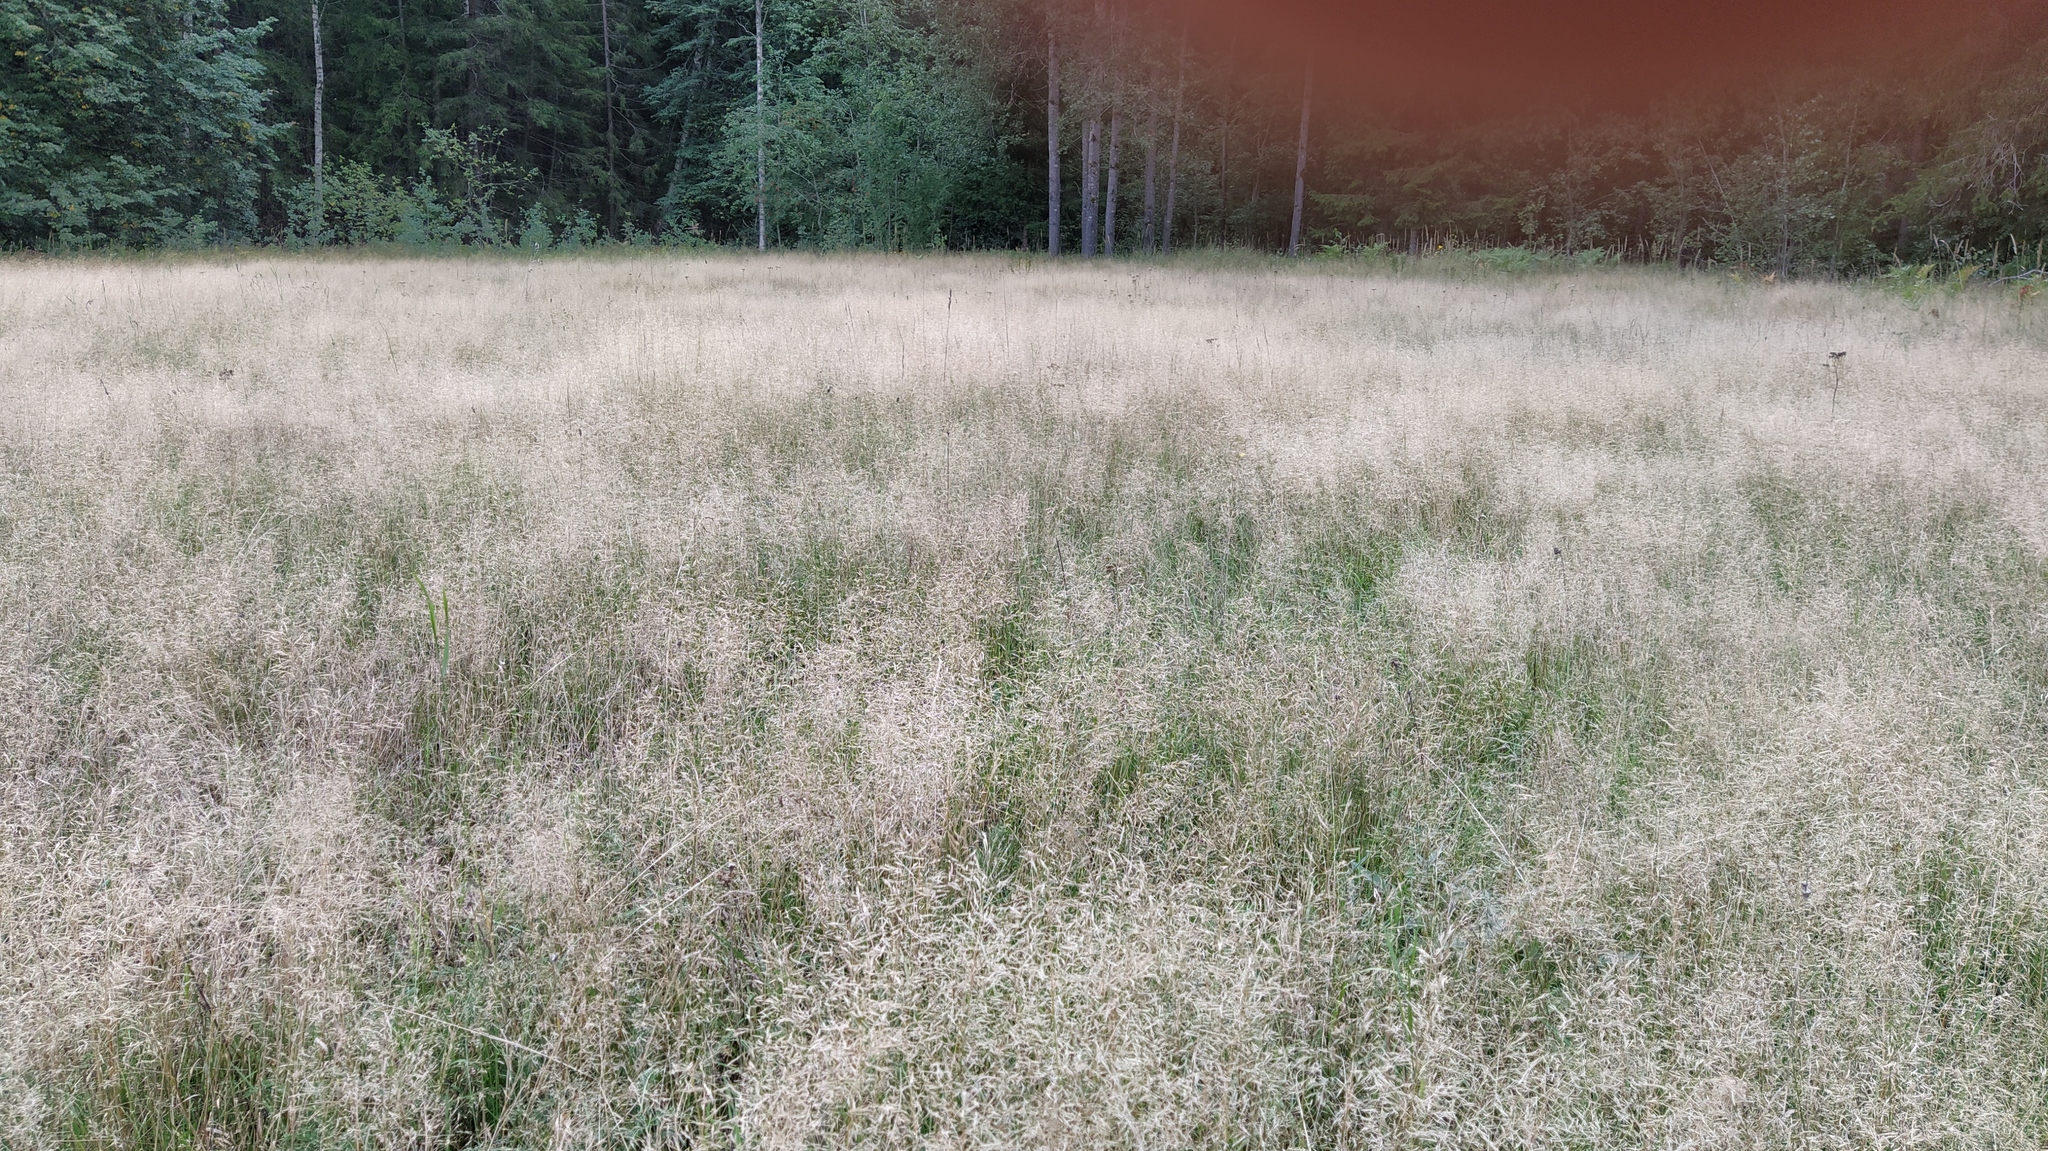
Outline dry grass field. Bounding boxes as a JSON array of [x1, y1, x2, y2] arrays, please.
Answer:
[[3, 251, 2047, 1148]]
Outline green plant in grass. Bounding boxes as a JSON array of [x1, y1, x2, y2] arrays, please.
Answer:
[[417, 575, 452, 679]]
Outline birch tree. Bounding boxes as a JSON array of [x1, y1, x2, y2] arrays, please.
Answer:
[[1161, 27, 1183, 254], [599, 0, 617, 233], [754, 0, 766, 249], [1215, 39, 1234, 247], [1079, 0, 1106, 256], [1046, 19, 1060, 255], [1103, 105, 1120, 255], [310, 0, 325, 241], [1099, 0, 1123, 255], [1288, 60, 1311, 256], [1080, 106, 1100, 255], [1140, 103, 1157, 252]]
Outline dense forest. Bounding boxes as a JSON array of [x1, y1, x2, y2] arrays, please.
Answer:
[[4, 0, 2048, 275]]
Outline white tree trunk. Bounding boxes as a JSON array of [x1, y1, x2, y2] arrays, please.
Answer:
[[755, 0, 766, 251], [1103, 106, 1120, 256], [1288, 62, 1312, 257], [1140, 106, 1157, 253], [1162, 32, 1182, 254], [600, 0, 616, 233], [1046, 24, 1060, 255], [1080, 114, 1099, 256], [311, 0, 325, 243]]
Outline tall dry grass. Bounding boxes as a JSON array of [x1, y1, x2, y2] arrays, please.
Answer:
[[2, 251, 2046, 1147]]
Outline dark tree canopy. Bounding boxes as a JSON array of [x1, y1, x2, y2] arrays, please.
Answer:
[[3, 0, 2045, 275]]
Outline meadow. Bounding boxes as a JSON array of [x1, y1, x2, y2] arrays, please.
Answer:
[[3, 252, 2046, 1148]]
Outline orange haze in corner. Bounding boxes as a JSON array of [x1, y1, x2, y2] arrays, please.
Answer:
[[1154, 0, 2016, 117]]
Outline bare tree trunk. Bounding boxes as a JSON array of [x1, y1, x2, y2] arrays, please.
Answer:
[[1665, 143, 1689, 267], [599, 0, 616, 235], [1216, 132, 1227, 248], [1080, 115, 1100, 256], [1216, 37, 1234, 247], [1046, 23, 1061, 256], [1830, 108, 1858, 277], [1079, 0, 1107, 256], [311, 0, 325, 243], [1140, 106, 1157, 252], [1774, 115, 1793, 278], [464, 0, 478, 105], [755, 0, 766, 250], [1103, 106, 1120, 256], [1288, 61, 1312, 257], [1161, 29, 1183, 255], [396, 0, 413, 146]]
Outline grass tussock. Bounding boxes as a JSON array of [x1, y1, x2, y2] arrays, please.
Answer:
[[2, 253, 2047, 1147]]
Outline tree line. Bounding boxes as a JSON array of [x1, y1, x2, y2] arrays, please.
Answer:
[[4, 0, 2047, 276]]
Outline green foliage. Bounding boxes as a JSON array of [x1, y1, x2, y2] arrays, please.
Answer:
[[412, 125, 533, 243], [1878, 261, 1984, 303], [1473, 246, 1543, 272], [747, 0, 1008, 248], [8, 0, 2048, 262], [0, 0, 278, 247], [648, 0, 1019, 247]]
